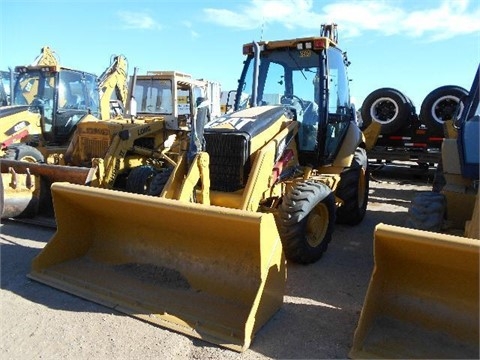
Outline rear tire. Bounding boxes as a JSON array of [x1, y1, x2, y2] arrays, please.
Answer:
[[420, 85, 468, 135], [277, 181, 335, 264], [4, 144, 44, 163], [360, 88, 414, 134], [335, 147, 369, 225], [126, 166, 157, 194]]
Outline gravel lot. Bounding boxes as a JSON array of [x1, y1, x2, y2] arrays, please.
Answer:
[[0, 164, 433, 359]]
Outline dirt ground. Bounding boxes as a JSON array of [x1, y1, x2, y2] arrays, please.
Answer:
[[0, 164, 434, 360]]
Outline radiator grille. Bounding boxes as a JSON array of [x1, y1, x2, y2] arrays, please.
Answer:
[[204, 133, 250, 192], [79, 137, 110, 162]]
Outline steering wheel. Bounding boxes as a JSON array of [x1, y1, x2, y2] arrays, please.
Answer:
[[281, 94, 305, 110]]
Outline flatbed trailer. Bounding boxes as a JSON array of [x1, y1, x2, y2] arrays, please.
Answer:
[[364, 121, 443, 166]]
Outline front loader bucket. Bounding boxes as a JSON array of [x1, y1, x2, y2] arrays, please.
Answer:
[[28, 182, 285, 352], [349, 223, 479, 359]]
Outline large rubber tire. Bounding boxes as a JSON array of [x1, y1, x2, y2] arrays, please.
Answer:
[[335, 147, 369, 225], [148, 167, 173, 196], [125, 165, 157, 194], [360, 88, 414, 134], [4, 144, 44, 163], [277, 181, 336, 264], [419, 85, 469, 135], [405, 192, 446, 232]]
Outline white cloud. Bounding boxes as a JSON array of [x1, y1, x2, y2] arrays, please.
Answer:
[[182, 20, 200, 39], [202, 0, 480, 41], [117, 11, 162, 30]]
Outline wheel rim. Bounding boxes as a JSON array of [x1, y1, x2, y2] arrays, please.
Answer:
[[306, 204, 329, 248], [370, 97, 399, 124], [19, 155, 39, 163], [430, 96, 462, 124]]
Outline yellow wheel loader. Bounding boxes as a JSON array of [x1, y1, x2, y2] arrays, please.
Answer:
[[25, 24, 369, 351], [350, 64, 480, 359], [0, 46, 128, 162]]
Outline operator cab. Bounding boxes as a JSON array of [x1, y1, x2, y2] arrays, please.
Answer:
[[236, 31, 354, 167], [13, 65, 100, 144]]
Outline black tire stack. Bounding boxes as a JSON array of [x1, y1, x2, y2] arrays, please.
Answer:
[[360, 85, 468, 135]]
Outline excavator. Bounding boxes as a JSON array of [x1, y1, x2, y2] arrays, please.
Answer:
[[22, 24, 368, 351], [0, 46, 129, 162], [350, 64, 479, 359]]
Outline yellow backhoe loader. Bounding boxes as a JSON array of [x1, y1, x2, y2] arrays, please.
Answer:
[[25, 24, 369, 351], [349, 64, 479, 359], [0, 46, 128, 162]]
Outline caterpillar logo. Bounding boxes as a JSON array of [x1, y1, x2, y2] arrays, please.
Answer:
[[5, 121, 30, 136]]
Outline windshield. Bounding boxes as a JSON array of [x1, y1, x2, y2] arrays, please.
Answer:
[[134, 78, 173, 114], [52, 70, 98, 141], [14, 70, 55, 106], [237, 45, 352, 159]]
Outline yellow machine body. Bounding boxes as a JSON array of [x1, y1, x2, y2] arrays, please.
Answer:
[[349, 223, 479, 359], [25, 26, 369, 352], [28, 182, 286, 352]]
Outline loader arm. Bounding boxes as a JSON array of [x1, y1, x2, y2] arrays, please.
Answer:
[[97, 120, 166, 188]]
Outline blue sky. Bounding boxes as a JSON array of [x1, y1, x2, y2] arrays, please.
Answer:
[[1, 0, 479, 110]]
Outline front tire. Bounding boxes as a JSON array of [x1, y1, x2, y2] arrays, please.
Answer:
[[125, 166, 157, 194], [148, 167, 173, 196], [335, 147, 369, 225], [277, 181, 336, 264]]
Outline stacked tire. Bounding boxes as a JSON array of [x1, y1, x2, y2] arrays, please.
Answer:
[[419, 85, 468, 135], [360, 88, 416, 135], [360, 85, 468, 135]]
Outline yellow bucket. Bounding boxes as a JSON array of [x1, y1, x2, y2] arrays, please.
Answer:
[[350, 223, 479, 359], [28, 182, 285, 352]]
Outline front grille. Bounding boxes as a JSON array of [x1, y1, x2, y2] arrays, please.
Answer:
[[79, 137, 110, 162], [204, 133, 250, 192]]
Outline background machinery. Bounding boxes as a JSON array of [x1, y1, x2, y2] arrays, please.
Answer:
[[361, 84, 468, 168], [350, 64, 479, 359], [23, 24, 369, 351], [131, 70, 221, 127], [97, 54, 129, 120], [0, 69, 220, 221], [0, 47, 128, 163]]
